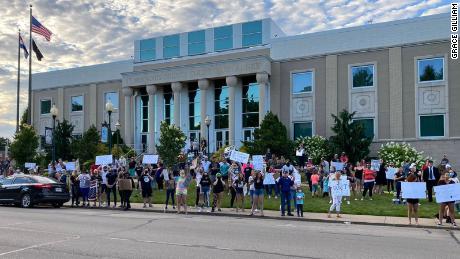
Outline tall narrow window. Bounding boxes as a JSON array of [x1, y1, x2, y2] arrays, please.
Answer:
[[242, 78, 259, 128], [164, 87, 174, 125], [188, 83, 201, 131]]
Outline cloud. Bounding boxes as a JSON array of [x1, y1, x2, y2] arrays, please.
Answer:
[[0, 0, 449, 138]]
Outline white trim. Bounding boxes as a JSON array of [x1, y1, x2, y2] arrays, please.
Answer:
[[416, 56, 446, 84], [70, 94, 84, 114], [418, 114, 446, 139], [289, 69, 316, 139], [350, 63, 376, 89], [39, 98, 52, 116]]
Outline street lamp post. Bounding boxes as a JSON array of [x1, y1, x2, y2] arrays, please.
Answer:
[[106, 101, 114, 154], [50, 104, 59, 165], [205, 115, 211, 158], [115, 121, 121, 148]]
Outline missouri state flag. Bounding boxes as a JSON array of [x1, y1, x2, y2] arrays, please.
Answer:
[[19, 34, 29, 59]]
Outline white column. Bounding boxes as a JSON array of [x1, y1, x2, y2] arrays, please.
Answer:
[[155, 87, 164, 143], [122, 87, 133, 147], [198, 79, 210, 138], [171, 82, 182, 128], [226, 76, 238, 146], [256, 72, 269, 124], [146, 85, 157, 154], [89, 84, 97, 127]]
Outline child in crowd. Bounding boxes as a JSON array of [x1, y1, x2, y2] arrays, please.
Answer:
[[322, 175, 329, 198], [164, 173, 176, 211], [310, 170, 320, 197], [295, 187, 305, 217]]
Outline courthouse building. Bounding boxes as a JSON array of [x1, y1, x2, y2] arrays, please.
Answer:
[[32, 13, 459, 162]]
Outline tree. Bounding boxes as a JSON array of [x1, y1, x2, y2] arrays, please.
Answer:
[[295, 135, 331, 164], [20, 107, 28, 126], [111, 129, 124, 146], [156, 121, 186, 169], [10, 124, 39, 168], [54, 119, 74, 161], [329, 110, 372, 164], [71, 125, 99, 164], [243, 112, 294, 159]]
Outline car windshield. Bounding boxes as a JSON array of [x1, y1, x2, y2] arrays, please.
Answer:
[[31, 176, 58, 184], [0, 177, 14, 185]]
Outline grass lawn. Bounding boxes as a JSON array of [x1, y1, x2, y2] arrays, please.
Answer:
[[128, 181, 440, 218]]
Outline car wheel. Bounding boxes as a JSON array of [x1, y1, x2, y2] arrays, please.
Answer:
[[52, 203, 62, 208], [21, 193, 33, 208]]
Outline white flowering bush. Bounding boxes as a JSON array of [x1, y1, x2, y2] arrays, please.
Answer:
[[295, 135, 330, 164], [378, 142, 428, 168]]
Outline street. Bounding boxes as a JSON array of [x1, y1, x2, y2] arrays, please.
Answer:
[[0, 206, 458, 259]]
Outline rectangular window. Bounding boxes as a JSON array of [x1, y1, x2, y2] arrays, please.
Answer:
[[164, 88, 174, 125], [71, 95, 83, 112], [40, 99, 51, 115], [163, 34, 180, 58], [418, 57, 444, 82], [420, 115, 444, 137], [140, 38, 156, 61], [242, 80, 259, 128], [104, 92, 119, 110], [292, 71, 313, 94], [354, 118, 374, 139], [188, 84, 201, 131], [214, 25, 233, 51], [141, 96, 149, 133], [242, 20, 262, 47], [214, 81, 229, 129], [351, 65, 374, 88], [293, 122, 313, 139], [188, 30, 206, 55]]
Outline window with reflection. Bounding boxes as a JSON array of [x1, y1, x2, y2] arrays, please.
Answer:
[[242, 77, 259, 128], [352, 65, 374, 88], [163, 34, 180, 58], [71, 95, 83, 112], [188, 30, 206, 55], [104, 92, 119, 110], [214, 25, 233, 51], [418, 57, 444, 82], [140, 38, 156, 61], [242, 20, 262, 47], [188, 83, 201, 131], [214, 80, 229, 129], [164, 86, 174, 125]]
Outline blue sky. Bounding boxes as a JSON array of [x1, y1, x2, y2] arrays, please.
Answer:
[[0, 0, 452, 138]]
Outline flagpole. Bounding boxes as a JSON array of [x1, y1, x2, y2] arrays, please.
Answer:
[[16, 29, 21, 133], [27, 4, 32, 125]]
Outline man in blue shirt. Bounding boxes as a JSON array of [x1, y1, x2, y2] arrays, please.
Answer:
[[278, 171, 294, 216]]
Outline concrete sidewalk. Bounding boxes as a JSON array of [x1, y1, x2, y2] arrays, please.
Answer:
[[66, 202, 459, 230]]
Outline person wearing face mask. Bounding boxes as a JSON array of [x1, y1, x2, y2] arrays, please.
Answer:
[[211, 173, 225, 212], [199, 171, 212, 212], [99, 165, 109, 206], [281, 160, 294, 175], [446, 165, 460, 213], [140, 169, 153, 208]]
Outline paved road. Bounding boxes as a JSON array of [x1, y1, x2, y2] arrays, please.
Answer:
[[0, 206, 458, 259]]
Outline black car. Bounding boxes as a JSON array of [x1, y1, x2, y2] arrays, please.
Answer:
[[0, 175, 70, 208]]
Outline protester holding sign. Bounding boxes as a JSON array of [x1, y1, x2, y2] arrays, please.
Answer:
[[436, 173, 457, 227], [139, 169, 153, 208], [406, 173, 420, 225], [250, 170, 265, 216], [233, 173, 245, 213], [176, 169, 192, 214], [361, 164, 376, 201]]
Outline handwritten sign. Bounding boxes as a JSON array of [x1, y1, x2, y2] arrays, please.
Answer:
[[371, 160, 380, 171], [330, 179, 350, 196], [434, 183, 460, 203], [95, 155, 113, 165], [142, 155, 159, 164], [230, 150, 250, 164], [386, 167, 397, 180], [66, 162, 76, 171], [401, 182, 426, 199], [24, 162, 36, 169], [331, 162, 344, 171], [252, 155, 264, 171]]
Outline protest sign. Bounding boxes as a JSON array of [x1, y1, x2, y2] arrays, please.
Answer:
[[371, 160, 380, 171], [434, 183, 460, 203], [330, 179, 350, 196], [331, 162, 344, 171], [95, 155, 113, 165], [230, 150, 250, 164], [142, 155, 159, 164], [24, 162, 36, 169], [386, 167, 397, 180], [252, 155, 264, 171], [401, 182, 426, 199], [66, 162, 76, 171]]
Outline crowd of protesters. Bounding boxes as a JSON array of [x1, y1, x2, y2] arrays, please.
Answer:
[[1, 144, 458, 227]]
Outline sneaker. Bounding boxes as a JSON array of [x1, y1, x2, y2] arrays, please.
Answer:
[[173, 206, 176, 210], [347, 201, 350, 205], [275, 196, 278, 199], [281, 214, 285, 216], [149, 204, 153, 208], [369, 198, 373, 201], [287, 213, 294, 216], [218, 209, 222, 212], [360, 198, 364, 201], [354, 198, 358, 201], [143, 205, 147, 208], [329, 200, 332, 204], [453, 223, 457, 227]]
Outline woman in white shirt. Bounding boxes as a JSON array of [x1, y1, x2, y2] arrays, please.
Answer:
[[263, 166, 276, 199]]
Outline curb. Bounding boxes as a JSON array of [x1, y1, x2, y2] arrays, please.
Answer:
[[63, 205, 459, 231]]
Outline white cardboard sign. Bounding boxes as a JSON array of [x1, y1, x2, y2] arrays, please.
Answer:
[[95, 155, 113, 165], [386, 167, 397, 180], [66, 162, 76, 171], [434, 183, 460, 203], [331, 162, 344, 171], [329, 179, 350, 196], [24, 162, 36, 169], [401, 182, 426, 199], [371, 160, 380, 171], [230, 150, 250, 164], [252, 155, 264, 171], [142, 155, 159, 164]]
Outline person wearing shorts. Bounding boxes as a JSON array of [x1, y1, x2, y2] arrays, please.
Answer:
[[234, 173, 245, 212], [250, 171, 265, 216]]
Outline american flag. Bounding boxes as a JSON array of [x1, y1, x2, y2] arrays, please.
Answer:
[[32, 16, 52, 41]]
